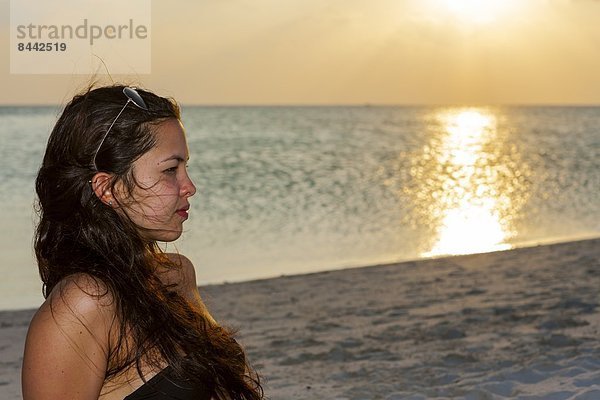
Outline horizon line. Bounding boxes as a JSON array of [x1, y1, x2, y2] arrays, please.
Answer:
[[3, 102, 600, 108]]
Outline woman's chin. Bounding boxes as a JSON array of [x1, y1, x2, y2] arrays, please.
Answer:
[[139, 228, 183, 243]]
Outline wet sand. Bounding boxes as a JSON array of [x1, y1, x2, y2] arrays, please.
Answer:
[[2, 238, 599, 399]]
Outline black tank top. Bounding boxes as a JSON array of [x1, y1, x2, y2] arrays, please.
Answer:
[[123, 365, 212, 400]]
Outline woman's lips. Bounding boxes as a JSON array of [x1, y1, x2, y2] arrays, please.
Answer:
[[176, 209, 189, 218], [176, 204, 190, 219]]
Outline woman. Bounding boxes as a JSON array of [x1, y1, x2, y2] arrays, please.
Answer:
[[22, 84, 263, 399]]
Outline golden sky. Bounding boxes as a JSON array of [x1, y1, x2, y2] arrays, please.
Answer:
[[2, 0, 600, 105]]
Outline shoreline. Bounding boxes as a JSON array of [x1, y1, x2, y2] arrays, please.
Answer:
[[2, 237, 599, 399], [1, 230, 599, 312], [221, 233, 600, 283]]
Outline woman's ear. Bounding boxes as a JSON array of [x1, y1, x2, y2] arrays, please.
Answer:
[[90, 172, 116, 207]]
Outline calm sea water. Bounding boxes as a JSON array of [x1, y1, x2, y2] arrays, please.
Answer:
[[1, 106, 599, 309]]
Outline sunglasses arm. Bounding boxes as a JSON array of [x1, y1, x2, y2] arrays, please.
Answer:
[[92, 98, 132, 169]]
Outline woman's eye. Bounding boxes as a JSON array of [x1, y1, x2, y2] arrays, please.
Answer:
[[165, 166, 178, 174]]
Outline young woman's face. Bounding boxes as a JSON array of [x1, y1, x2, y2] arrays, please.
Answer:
[[119, 118, 196, 242]]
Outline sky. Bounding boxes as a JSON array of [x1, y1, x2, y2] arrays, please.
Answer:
[[2, 0, 600, 105]]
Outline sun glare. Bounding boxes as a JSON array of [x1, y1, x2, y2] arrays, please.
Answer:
[[430, 0, 521, 24]]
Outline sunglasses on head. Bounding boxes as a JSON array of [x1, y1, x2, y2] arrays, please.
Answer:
[[91, 87, 148, 171]]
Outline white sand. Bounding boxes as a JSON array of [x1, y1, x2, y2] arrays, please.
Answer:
[[2, 238, 599, 399]]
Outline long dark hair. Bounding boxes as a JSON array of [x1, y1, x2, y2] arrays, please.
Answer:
[[34, 83, 263, 399]]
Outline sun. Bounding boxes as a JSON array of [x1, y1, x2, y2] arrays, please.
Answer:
[[431, 0, 520, 25]]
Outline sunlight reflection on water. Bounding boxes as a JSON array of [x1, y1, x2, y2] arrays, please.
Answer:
[[414, 108, 527, 257]]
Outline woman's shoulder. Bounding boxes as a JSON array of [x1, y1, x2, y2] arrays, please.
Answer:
[[49, 272, 115, 308], [162, 252, 197, 291], [28, 273, 116, 350], [22, 273, 114, 398], [160, 253, 216, 324], [164, 252, 194, 271]]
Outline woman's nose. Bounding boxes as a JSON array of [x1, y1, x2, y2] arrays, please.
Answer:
[[181, 173, 197, 198]]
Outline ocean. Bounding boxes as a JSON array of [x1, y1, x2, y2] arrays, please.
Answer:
[[1, 105, 598, 310]]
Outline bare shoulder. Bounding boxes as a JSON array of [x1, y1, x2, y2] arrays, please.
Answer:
[[32, 273, 115, 337], [22, 273, 114, 399], [51, 273, 114, 310], [41, 273, 116, 332], [164, 252, 195, 272], [164, 252, 197, 290], [163, 253, 217, 325]]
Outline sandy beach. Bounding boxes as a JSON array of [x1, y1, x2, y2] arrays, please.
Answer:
[[1, 238, 599, 399]]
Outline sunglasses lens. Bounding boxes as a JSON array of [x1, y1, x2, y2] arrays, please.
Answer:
[[123, 87, 148, 110]]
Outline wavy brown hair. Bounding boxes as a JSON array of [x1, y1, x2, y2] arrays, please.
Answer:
[[34, 83, 263, 399]]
